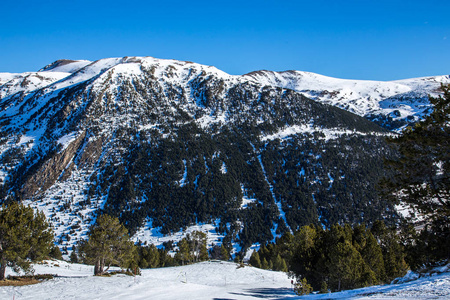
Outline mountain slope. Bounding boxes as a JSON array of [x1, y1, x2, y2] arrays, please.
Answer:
[[0, 56, 420, 254], [244, 70, 450, 130]]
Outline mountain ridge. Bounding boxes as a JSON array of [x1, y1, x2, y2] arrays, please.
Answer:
[[2, 56, 448, 131]]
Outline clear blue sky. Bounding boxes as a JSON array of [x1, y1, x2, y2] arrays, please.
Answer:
[[1, 0, 449, 80]]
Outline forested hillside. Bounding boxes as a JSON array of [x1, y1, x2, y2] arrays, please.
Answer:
[[0, 56, 426, 252]]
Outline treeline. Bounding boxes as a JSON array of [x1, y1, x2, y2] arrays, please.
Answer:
[[70, 225, 221, 272], [249, 222, 408, 292]]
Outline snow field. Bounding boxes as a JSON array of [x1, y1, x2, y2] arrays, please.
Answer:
[[2, 261, 294, 300], [1, 261, 449, 300]]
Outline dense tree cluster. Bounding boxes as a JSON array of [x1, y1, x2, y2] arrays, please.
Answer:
[[250, 222, 407, 292], [174, 231, 209, 265]]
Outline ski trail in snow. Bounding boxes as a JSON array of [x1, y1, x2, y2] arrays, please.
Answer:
[[250, 142, 292, 235]]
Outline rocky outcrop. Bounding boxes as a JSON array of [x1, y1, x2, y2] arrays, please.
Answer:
[[21, 131, 86, 198]]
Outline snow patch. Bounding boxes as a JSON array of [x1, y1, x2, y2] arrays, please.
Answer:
[[57, 132, 79, 151]]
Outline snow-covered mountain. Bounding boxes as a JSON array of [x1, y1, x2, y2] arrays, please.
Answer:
[[244, 70, 450, 130], [0, 56, 443, 256]]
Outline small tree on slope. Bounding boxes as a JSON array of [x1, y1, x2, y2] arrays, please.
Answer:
[[0, 202, 53, 280], [79, 214, 137, 275]]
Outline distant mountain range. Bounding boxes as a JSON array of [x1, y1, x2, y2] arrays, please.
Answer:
[[0, 57, 448, 255], [244, 70, 449, 130]]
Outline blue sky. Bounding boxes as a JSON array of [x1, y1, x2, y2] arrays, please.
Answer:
[[1, 0, 449, 80]]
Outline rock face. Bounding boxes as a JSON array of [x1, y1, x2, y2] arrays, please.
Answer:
[[0, 56, 443, 252]]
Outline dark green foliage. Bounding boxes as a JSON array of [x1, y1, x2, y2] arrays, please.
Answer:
[[353, 224, 385, 284], [326, 224, 367, 291], [135, 244, 177, 268], [320, 281, 328, 294], [220, 244, 230, 261], [371, 221, 408, 282], [0, 202, 54, 280], [273, 254, 288, 272], [258, 223, 406, 292], [174, 238, 192, 265], [174, 231, 209, 265], [78, 214, 137, 275], [69, 247, 79, 264], [401, 220, 450, 269], [382, 85, 450, 268], [249, 251, 261, 268], [294, 277, 313, 296], [89, 120, 393, 251], [49, 246, 63, 260]]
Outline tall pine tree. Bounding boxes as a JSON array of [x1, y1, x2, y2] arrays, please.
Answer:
[[79, 214, 137, 275], [0, 202, 53, 280]]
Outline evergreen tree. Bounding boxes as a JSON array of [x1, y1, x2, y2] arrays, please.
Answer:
[[49, 245, 63, 260], [0, 202, 53, 280], [220, 244, 230, 261], [273, 254, 287, 272], [78, 214, 137, 275], [189, 231, 209, 262], [290, 225, 323, 288], [145, 244, 160, 268], [353, 224, 385, 283], [326, 225, 366, 291], [69, 245, 79, 263], [371, 221, 408, 281], [294, 277, 313, 296], [69, 250, 79, 263], [175, 238, 192, 265], [249, 251, 261, 268], [319, 281, 329, 294], [261, 257, 269, 269]]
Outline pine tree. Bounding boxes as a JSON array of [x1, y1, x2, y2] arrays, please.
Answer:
[[319, 281, 329, 294], [220, 244, 230, 261], [175, 238, 192, 265], [261, 257, 269, 269], [353, 224, 385, 283], [326, 224, 366, 291], [249, 251, 261, 268], [273, 254, 286, 271], [78, 214, 137, 275], [69, 246, 79, 263], [290, 225, 321, 288], [0, 202, 53, 280], [146, 244, 160, 268], [49, 246, 63, 260], [294, 277, 313, 295], [189, 231, 208, 262], [371, 221, 408, 281]]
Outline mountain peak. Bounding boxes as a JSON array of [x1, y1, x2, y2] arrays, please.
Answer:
[[39, 59, 91, 73]]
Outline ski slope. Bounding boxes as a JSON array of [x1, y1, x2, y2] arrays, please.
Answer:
[[1, 261, 449, 300]]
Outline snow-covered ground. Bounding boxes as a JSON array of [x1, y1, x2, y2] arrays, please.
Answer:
[[1, 261, 449, 300]]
